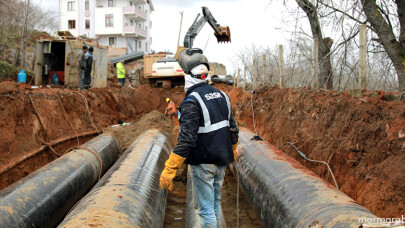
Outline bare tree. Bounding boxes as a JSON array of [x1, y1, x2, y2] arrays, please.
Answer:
[[359, 0, 405, 91], [17, 0, 30, 67], [0, 0, 57, 66], [294, 0, 334, 89]]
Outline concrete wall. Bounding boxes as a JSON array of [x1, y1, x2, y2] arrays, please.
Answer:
[[60, 0, 79, 36], [60, 0, 153, 53], [94, 7, 123, 35]]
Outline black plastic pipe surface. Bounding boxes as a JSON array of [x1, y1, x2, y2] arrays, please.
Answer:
[[186, 166, 227, 228], [58, 129, 172, 227], [0, 135, 119, 228], [234, 128, 378, 228]]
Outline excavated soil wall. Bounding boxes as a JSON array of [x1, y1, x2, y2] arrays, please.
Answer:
[[0, 81, 185, 189], [223, 85, 405, 218]]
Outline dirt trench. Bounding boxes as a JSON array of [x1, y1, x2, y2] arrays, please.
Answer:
[[221, 85, 405, 218], [0, 81, 262, 227], [1, 80, 404, 224]]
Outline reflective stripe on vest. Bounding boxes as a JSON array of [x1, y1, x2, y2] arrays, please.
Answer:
[[220, 91, 231, 120], [189, 91, 232, 134]]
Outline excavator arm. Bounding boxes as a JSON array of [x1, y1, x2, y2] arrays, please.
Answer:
[[183, 7, 231, 48], [175, 7, 231, 58]]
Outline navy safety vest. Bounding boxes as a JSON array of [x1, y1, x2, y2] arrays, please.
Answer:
[[180, 83, 233, 165]]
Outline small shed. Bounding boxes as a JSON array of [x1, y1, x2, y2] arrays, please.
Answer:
[[34, 38, 108, 88]]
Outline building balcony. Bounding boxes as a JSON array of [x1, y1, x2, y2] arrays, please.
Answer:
[[123, 26, 147, 38], [123, 6, 147, 21]]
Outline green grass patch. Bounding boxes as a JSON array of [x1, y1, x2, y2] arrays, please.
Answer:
[[0, 60, 34, 82]]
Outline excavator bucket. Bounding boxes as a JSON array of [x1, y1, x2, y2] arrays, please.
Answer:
[[214, 26, 231, 43]]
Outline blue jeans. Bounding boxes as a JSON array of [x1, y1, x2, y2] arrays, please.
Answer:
[[118, 78, 125, 86], [190, 164, 226, 228]]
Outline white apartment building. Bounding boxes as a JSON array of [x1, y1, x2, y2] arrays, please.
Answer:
[[59, 0, 154, 53]]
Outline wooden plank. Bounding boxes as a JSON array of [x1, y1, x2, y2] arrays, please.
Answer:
[[279, 45, 285, 89], [243, 65, 247, 90], [359, 24, 367, 90], [312, 38, 319, 89]]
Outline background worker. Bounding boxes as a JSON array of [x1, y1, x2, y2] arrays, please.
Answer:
[[84, 47, 94, 89], [116, 60, 125, 86], [160, 48, 239, 227], [77, 45, 88, 90], [164, 98, 176, 120]]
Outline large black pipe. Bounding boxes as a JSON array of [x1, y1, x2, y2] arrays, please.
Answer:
[[58, 129, 172, 227], [186, 166, 227, 228], [234, 128, 377, 227], [211, 75, 233, 85], [0, 135, 119, 228]]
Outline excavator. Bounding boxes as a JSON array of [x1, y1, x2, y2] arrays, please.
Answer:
[[148, 6, 231, 88], [175, 6, 231, 58]]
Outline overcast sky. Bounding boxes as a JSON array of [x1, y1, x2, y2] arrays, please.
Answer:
[[31, 0, 293, 74]]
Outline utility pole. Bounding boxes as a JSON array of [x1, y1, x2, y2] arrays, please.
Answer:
[[203, 37, 210, 52], [177, 11, 184, 48]]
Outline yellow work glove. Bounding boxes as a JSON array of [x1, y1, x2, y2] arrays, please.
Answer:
[[160, 152, 186, 191], [232, 140, 239, 162]]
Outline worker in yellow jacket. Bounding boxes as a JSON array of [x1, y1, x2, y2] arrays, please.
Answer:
[[116, 60, 125, 86]]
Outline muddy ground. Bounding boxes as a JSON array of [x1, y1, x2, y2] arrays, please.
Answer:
[[0, 80, 404, 223]]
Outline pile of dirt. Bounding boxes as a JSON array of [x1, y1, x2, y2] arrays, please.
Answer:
[[104, 110, 179, 155], [221, 85, 405, 218]]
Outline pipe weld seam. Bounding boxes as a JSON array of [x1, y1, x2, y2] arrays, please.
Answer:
[[71, 146, 103, 180]]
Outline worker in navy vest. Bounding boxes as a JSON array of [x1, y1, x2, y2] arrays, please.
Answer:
[[160, 48, 239, 227]]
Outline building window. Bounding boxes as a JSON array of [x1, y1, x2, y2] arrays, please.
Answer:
[[145, 26, 148, 32], [85, 0, 89, 10], [145, 42, 148, 52], [109, 37, 117, 47], [130, 1, 133, 6], [139, 40, 141, 49], [130, 19, 133, 26], [85, 19, 90, 29], [68, 20, 76, 29], [108, 0, 116, 7], [138, 23, 141, 28], [68, 1, 74, 11], [105, 14, 114, 27]]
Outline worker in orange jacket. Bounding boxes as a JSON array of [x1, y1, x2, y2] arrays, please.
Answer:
[[164, 98, 176, 120]]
